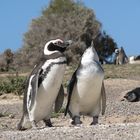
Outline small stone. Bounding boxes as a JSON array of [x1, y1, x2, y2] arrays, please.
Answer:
[[9, 114, 15, 119]]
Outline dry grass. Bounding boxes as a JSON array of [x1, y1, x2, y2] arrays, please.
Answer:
[[103, 64, 140, 79], [0, 64, 139, 90], [63, 64, 140, 85]]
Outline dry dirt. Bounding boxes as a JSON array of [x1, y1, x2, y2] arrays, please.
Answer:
[[0, 78, 140, 140]]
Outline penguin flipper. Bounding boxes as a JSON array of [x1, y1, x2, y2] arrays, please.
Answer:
[[54, 85, 64, 113], [28, 68, 43, 111], [101, 82, 106, 115], [65, 70, 77, 116]]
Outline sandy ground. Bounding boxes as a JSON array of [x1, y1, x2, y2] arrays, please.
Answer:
[[0, 78, 140, 140]]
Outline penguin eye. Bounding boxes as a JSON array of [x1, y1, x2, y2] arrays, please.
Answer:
[[54, 41, 62, 46], [54, 42, 57, 45]]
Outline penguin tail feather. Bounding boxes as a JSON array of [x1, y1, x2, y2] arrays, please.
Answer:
[[17, 114, 29, 131]]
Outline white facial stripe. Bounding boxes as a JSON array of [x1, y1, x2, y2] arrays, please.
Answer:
[[44, 39, 63, 55], [52, 39, 63, 43], [27, 74, 35, 111], [44, 50, 58, 55], [41, 57, 66, 70]]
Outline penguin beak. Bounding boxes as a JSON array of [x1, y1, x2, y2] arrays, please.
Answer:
[[64, 40, 73, 47]]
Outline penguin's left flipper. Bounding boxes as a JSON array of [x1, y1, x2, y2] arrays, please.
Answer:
[[101, 82, 106, 115], [54, 85, 64, 113]]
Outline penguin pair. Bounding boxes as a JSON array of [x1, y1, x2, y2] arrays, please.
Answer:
[[17, 39, 72, 130], [18, 39, 106, 130], [65, 41, 106, 125]]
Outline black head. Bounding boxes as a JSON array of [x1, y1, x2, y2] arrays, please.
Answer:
[[44, 39, 72, 55], [124, 92, 137, 102]]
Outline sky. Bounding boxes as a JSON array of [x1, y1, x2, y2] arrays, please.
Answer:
[[0, 0, 140, 56]]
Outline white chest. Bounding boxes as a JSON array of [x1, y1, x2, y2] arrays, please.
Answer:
[[77, 64, 104, 101], [70, 61, 104, 113], [69, 47, 104, 114], [30, 60, 66, 121]]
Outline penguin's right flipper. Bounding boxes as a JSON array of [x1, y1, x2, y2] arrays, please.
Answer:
[[64, 70, 77, 116], [101, 82, 106, 115], [55, 85, 64, 113]]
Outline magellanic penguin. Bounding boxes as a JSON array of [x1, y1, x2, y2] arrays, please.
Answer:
[[65, 41, 106, 125], [17, 39, 72, 130], [123, 87, 140, 102]]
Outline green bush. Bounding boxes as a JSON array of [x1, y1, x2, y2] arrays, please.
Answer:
[[0, 76, 26, 95]]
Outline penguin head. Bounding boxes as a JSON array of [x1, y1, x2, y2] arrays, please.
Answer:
[[91, 41, 100, 61], [115, 49, 119, 54], [44, 39, 72, 55], [124, 92, 137, 102], [81, 40, 99, 63]]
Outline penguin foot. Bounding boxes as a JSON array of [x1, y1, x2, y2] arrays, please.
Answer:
[[71, 116, 82, 125], [17, 115, 27, 131], [17, 122, 22, 130], [31, 120, 38, 129], [43, 119, 53, 127], [17, 123, 26, 131], [90, 116, 98, 125]]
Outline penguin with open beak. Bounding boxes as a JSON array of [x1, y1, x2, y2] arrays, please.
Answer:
[[17, 39, 72, 130]]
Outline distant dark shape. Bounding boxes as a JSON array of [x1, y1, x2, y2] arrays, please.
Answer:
[[124, 88, 140, 102], [115, 47, 128, 65], [135, 55, 140, 61]]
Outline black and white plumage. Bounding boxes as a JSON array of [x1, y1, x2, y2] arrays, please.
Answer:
[[65, 41, 106, 125], [17, 39, 72, 130], [124, 87, 140, 102]]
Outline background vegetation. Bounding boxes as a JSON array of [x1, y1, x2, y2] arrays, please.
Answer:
[[0, 75, 26, 95], [0, 0, 117, 71], [0, 0, 125, 95], [0, 64, 140, 95]]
